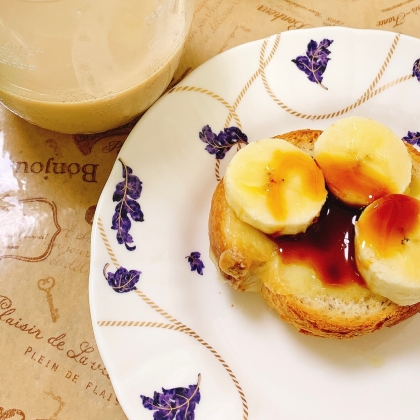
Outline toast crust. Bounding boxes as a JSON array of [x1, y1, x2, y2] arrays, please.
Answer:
[[208, 129, 420, 339], [261, 283, 420, 339]]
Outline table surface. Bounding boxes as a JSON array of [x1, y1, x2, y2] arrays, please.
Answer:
[[1, 1, 419, 419]]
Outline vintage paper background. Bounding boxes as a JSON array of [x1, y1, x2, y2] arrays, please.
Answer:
[[1, 0, 420, 418]]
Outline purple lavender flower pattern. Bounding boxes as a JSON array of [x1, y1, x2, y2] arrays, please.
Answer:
[[199, 125, 248, 159], [141, 374, 201, 419], [186, 252, 205, 275], [292, 39, 333, 90], [403, 131, 420, 147], [413, 58, 420, 82], [111, 158, 144, 251], [103, 264, 140, 293]]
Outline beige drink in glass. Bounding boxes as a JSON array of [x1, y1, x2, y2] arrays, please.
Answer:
[[0, 0, 194, 133]]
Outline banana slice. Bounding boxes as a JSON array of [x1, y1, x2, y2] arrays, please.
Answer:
[[313, 116, 412, 207], [223, 138, 327, 236], [355, 194, 420, 305]]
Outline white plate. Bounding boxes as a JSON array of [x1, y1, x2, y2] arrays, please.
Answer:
[[89, 27, 420, 420]]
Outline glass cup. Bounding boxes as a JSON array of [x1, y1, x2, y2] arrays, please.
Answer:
[[0, 0, 194, 133]]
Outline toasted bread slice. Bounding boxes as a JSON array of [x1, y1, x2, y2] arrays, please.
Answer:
[[208, 129, 420, 339]]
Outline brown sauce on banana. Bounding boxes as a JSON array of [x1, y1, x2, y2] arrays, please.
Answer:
[[357, 194, 420, 258], [266, 150, 326, 221], [315, 154, 393, 206], [275, 195, 365, 286]]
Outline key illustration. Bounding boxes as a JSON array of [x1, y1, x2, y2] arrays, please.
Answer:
[[42, 391, 65, 420], [38, 276, 60, 323]]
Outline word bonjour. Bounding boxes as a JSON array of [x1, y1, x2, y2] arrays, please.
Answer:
[[257, 5, 314, 29], [14, 157, 99, 183]]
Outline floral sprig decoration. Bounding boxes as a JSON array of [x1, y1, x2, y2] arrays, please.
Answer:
[[292, 39, 333, 90], [111, 158, 144, 251], [103, 264, 141, 293], [403, 131, 420, 147], [141, 374, 201, 419], [186, 252, 205, 275], [199, 125, 248, 159], [413, 58, 420, 82]]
